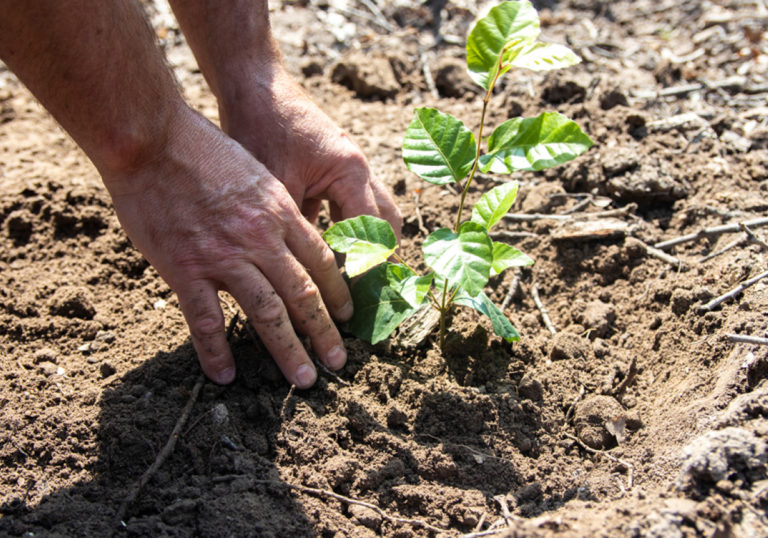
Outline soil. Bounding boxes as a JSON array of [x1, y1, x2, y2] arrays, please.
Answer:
[[1, 1, 767, 536]]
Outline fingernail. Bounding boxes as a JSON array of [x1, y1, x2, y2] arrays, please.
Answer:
[[325, 345, 347, 370], [215, 367, 236, 385], [294, 364, 317, 388], [338, 301, 354, 321]]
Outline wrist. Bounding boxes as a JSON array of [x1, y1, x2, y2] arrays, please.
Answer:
[[98, 99, 199, 197]]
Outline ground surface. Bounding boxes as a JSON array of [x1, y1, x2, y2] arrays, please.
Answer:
[[1, 0, 768, 536]]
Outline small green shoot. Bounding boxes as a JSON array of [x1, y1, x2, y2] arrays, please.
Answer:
[[323, 0, 593, 348]]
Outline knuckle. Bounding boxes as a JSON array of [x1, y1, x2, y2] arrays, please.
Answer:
[[250, 292, 286, 326], [316, 246, 338, 271], [190, 314, 224, 342], [289, 279, 321, 306]]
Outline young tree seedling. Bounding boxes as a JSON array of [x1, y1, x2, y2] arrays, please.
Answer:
[[324, 0, 593, 349]]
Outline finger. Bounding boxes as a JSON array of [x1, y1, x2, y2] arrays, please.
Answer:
[[371, 178, 403, 243], [257, 246, 348, 371], [285, 216, 353, 323], [225, 265, 318, 388], [301, 198, 323, 223], [325, 174, 382, 221], [176, 281, 235, 385]]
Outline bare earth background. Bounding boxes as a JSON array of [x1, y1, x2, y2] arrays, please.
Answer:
[[1, 0, 767, 536]]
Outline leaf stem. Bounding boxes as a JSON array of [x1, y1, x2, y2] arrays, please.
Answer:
[[393, 253, 419, 276]]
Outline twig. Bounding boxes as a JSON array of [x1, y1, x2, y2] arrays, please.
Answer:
[[182, 409, 213, 438], [418, 433, 516, 466], [504, 205, 636, 222], [412, 192, 429, 236], [493, 495, 513, 527], [311, 356, 350, 386], [474, 513, 487, 533], [490, 230, 538, 241], [419, 49, 440, 100], [610, 357, 637, 398], [742, 224, 768, 251], [625, 237, 682, 267], [116, 314, 239, 525], [500, 270, 522, 312], [630, 76, 748, 99], [531, 283, 557, 335], [726, 334, 768, 346], [251, 479, 446, 534], [561, 196, 593, 215], [279, 385, 297, 422], [358, 0, 395, 32], [698, 270, 768, 313], [116, 372, 205, 525], [563, 433, 634, 490], [463, 528, 510, 538], [564, 385, 585, 425], [697, 236, 748, 263], [504, 212, 570, 222], [654, 217, 768, 250]]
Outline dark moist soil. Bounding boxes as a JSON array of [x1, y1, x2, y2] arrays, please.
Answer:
[[2, 1, 768, 536]]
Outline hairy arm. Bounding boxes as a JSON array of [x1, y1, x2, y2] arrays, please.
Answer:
[[0, 0, 180, 179], [168, 0, 403, 230], [0, 0, 355, 388]]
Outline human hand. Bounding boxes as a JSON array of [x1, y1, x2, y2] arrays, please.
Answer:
[[104, 106, 353, 388], [217, 66, 402, 235]]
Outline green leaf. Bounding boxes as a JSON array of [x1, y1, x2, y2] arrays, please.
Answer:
[[454, 289, 520, 342], [480, 112, 594, 173], [422, 222, 493, 297], [491, 242, 534, 276], [386, 265, 434, 309], [402, 108, 477, 185], [466, 0, 540, 90], [471, 181, 519, 231], [323, 215, 397, 277], [510, 41, 580, 72], [347, 264, 419, 344]]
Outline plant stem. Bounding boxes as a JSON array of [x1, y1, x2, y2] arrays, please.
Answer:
[[453, 54, 507, 233], [439, 278, 449, 350]]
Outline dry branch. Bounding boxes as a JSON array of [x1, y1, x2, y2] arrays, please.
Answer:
[[654, 217, 768, 250], [742, 223, 768, 251], [254, 479, 446, 534], [563, 433, 634, 490], [504, 204, 636, 223], [419, 49, 440, 100], [699, 270, 768, 313], [531, 283, 557, 335], [490, 230, 539, 241], [697, 236, 748, 263], [726, 334, 768, 346], [117, 314, 240, 525], [611, 357, 638, 398], [117, 372, 206, 525], [500, 270, 522, 312], [625, 237, 682, 267], [630, 75, 749, 100]]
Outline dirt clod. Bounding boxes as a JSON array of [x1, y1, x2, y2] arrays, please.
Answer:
[[574, 395, 626, 450], [677, 427, 768, 498]]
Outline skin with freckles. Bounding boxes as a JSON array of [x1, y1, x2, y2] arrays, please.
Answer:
[[0, 0, 401, 388]]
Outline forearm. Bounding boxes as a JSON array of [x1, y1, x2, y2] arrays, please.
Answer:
[[167, 0, 283, 109], [0, 0, 184, 180]]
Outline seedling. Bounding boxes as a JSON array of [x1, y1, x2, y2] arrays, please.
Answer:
[[324, 0, 593, 348]]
